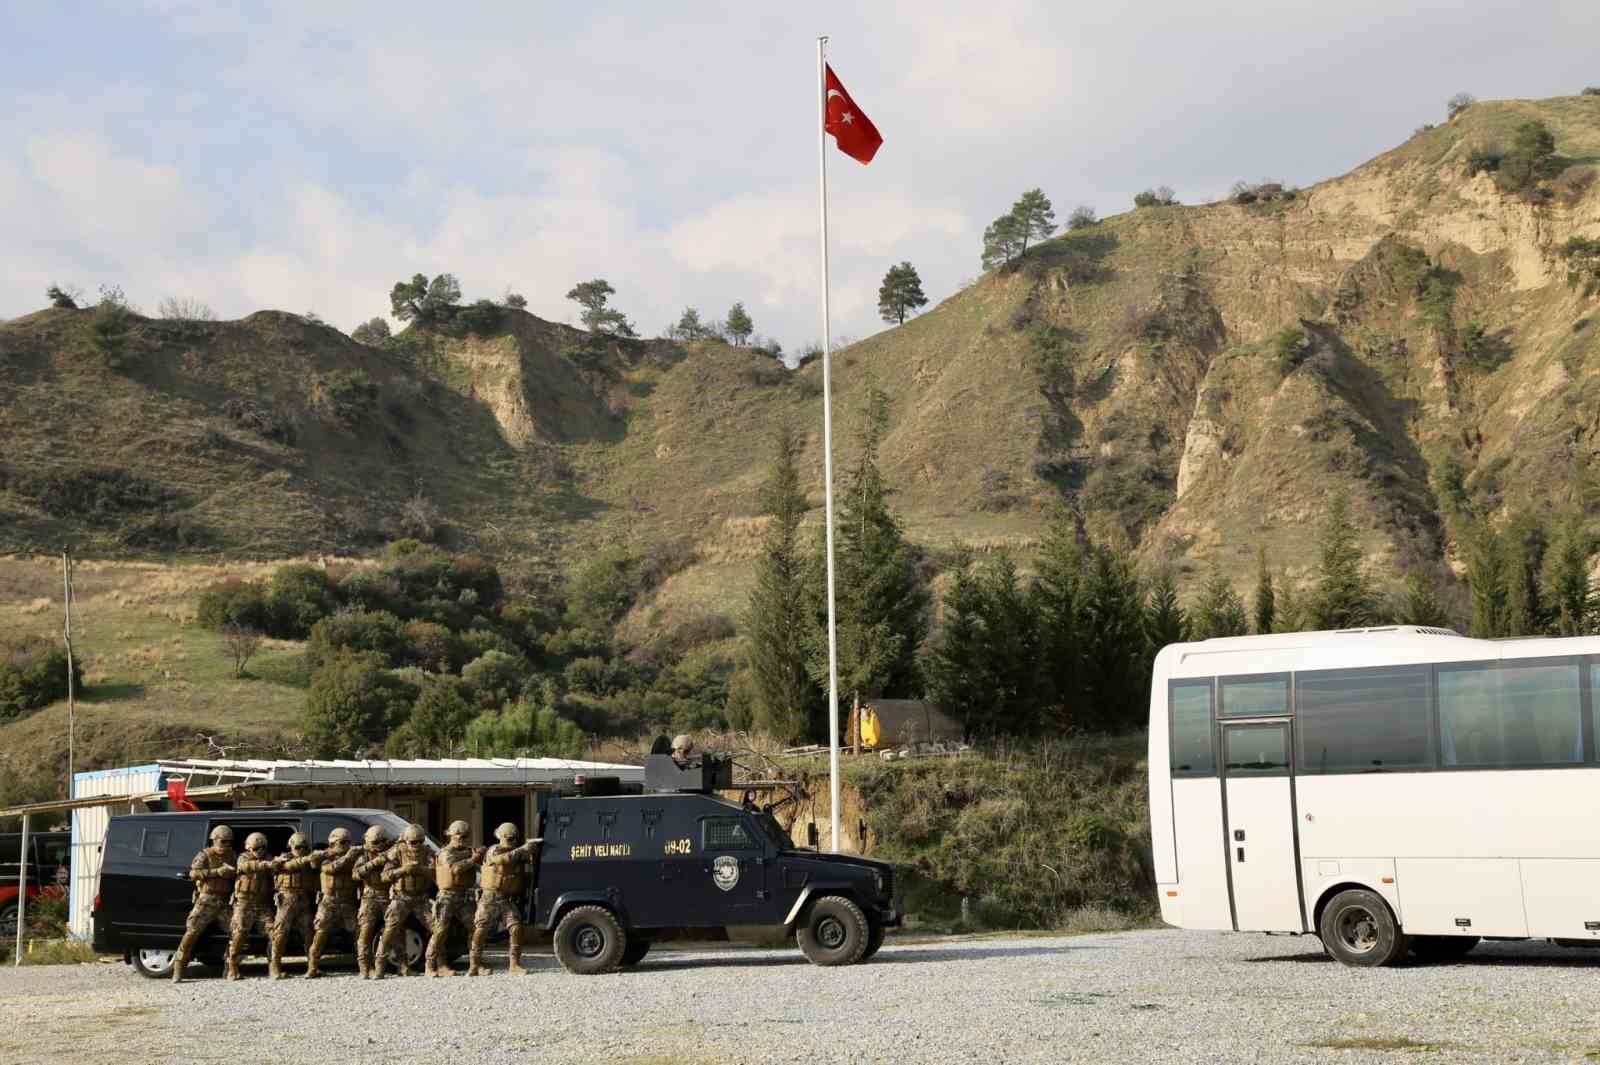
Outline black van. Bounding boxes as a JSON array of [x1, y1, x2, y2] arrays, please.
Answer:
[[535, 755, 899, 973], [92, 806, 444, 978]]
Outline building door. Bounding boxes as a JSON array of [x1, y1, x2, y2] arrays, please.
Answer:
[[482, 794, 524, 846], [1221, 721, 1303, 932]]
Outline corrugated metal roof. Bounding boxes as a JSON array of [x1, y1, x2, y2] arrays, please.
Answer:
[[154, 756, 644, 785]]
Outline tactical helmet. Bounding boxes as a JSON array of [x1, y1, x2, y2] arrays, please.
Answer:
[[244, 832, 270, 854], [494, 822, 520, 844], [209, 825, 235, 846], [288, 832, 309, 851], [327, 827, 352, 847], [671, 734, 695, 757], [401, 824, 426, 845], [363, 824, 388, 847], [446, 820, 470, 839]]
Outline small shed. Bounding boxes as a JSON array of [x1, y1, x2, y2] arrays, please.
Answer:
[[849, 699, 963, 749], [59, 756, 642, 938]]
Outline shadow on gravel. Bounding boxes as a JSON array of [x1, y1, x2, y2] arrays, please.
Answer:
[[1242, 947, 1600, 969], [635, 943, 1086, 973]]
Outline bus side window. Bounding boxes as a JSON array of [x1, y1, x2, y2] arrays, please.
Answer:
[[1438, 660, 1583, 768], [1170, 680, 1214, 775]]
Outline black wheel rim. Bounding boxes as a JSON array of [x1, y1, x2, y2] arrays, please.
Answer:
[[817, 916, 847, 950], [1335, 906, 1380, 954], [575, 925, 605, 958]]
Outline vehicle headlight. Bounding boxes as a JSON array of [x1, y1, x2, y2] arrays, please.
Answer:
[[873, 871, 885, 896]]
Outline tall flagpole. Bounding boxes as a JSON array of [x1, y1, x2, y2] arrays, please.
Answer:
[[816, 35, 843, 854]]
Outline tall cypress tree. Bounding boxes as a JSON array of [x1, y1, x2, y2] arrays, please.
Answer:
[[1541, 512, 1594, 636], [1465, 525, 1509, 638], [1307, 494, 1378, 629], [1077, 544, 1147, 733], [804, 385, 928, 726], [745, 423, 819, 741], [924, 553, 990, 739], [1252, 547, 1276, 634], [1191, 567, 1250, 640], [1502, 514, 1547, 636], [1143, 566, 1190, 650], [976, 552, 1042, 733], [1032, 511, 1084, 727], [1394, 568, 1451, 628]]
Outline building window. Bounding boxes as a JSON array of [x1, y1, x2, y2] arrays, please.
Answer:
[[1170, 681, 1215, 776], [1297, 666, 1433, 773], [1438, 660, 1583, 768]]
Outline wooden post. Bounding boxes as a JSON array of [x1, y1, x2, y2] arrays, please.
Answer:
[[851, 692, 860, 755]]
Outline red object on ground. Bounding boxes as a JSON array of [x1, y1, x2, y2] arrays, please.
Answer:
[[824, 65, 883, 165]]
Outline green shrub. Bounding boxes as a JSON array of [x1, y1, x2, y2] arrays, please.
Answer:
[[388, 676, 476, 756], [196, 579, 272, 632], [315, 368, 379, 424], [1583, 87, 1600, 97], [463, 700, 584, 759], [306, 610, 403, 671], [302, 651, 417, 758], [1466, 146, 1502, 176], [1494, 120, 1557, 195], [1273, 325, 1310, 376], [87, 299, 133, 367], [0, 637, 82, 721], [565, 547, 641, 628], [399, 620, 463, 673], [1560, 236, 1600, 297], [461, 650, 532, 708], [0, 467, 171, 523], [266, 564, 339, 638]]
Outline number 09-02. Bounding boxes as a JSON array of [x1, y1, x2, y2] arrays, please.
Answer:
[[663, 838, 692, 855]]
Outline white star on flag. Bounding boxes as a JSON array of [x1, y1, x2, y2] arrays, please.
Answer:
[[841, 111, 853, 124]]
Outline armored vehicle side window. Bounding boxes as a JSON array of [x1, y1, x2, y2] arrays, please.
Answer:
[[703, 818, 759, 850], [141, 829, 171, 858]]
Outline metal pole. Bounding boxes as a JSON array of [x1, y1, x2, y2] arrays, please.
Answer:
[[64, 552, 75, 794], [14, 813, 28, 965], [817, 35, 843, 854]]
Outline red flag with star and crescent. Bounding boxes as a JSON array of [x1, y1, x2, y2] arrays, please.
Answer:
[[824, 64, 882, 164]]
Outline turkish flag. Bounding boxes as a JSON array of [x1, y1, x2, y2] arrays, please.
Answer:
[[167, 778, 198, 812], [824, 65, 882, 165]]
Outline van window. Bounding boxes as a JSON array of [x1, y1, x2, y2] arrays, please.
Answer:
[[1170, 681, 1215, 776], [1439, 660, 1583, 767], [212, 820, 297, 857], [1297, 665, 1433, 773], [141, 829, 171, 858]]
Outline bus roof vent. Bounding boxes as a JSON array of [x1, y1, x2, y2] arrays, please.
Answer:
[[1413, 626, 1461, 636], [1332, 625, 1461, 637]]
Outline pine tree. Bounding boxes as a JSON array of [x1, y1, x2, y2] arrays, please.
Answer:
[[924, 555, 991, 739], [1032, 512, 1084, 726], [975, 552, 1042, 733], [1464, 526, 1509, 638], [1077, 544, 1147, 733], [1252, 547, 1276, 634], [1393, 569, 1451, 628], [1307, 494, 1378, 629], [1011, 188, 1057, 252], [1191, 567, 1249, 640], [1502, 514, 1547, 636], [745, 423, 818, 741], [877, 262, 929, 325], [804, 386, 928, 732], [982, 213, 1025, 270], [1143, 567, 1190, 650], [1541, 512, 1594, 636], [1275, 570, 1301, 633], [725, 302, 754, 346]]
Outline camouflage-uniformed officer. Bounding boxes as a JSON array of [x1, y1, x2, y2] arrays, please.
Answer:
[[351, 824, 391, 979], [426, 820, 485, 977], [172, 825, 237, 984], [305, 827, 360, 979], [373, 823, 431, 979], [268, 832, 317, 979], [226, 832, 280, 980], [471, 822, 539, 976]]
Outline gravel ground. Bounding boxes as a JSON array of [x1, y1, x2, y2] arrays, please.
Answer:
[[2, 930, 1598, 1064]]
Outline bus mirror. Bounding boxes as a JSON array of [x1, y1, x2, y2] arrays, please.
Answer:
[[807, 822, 819, 848]]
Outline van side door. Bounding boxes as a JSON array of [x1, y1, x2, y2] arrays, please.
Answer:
[[696, 814, 768, 920]]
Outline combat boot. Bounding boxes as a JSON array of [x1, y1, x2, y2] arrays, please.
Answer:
[[466, 930, 487, 976], [268, 939, 284, 980], [224, 956, 241, 981], [356, 940, 372, 979], [171, 931, 198, 984], [507, 927, 526, 976], [306, 929, 328, 979], [428, 939, 456, 977]]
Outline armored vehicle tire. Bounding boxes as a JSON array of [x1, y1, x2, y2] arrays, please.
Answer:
[[861, 920, 886, 961], [797, 895, 870, 967], [131, 947, 177, 978], [620, 938, 651, 967], [1410, 934, 1479, 961], [554, 905, 627, 975], [1318, 888, 1409, 967]]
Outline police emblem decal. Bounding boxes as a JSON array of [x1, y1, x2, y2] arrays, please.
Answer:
[[712, 855, 740, 891]]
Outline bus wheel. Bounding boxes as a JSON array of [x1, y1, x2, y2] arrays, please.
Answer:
[[1319, 889, 1409, 967], [1410, 934, 1479, 961]]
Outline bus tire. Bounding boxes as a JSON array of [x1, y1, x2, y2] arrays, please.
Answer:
[[553, 905, 627, 975], [1410, 934, 1478, 961], [797, 895, 870, 967], [1318, 889, 1408, 968]]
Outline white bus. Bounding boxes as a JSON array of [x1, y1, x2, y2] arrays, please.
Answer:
[[1148, 626, 1600, 966]]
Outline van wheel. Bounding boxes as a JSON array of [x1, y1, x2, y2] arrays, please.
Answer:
[[554, 906, 626, 975], [1410, 934, 1479, 961], [1318, 889, 1409, 967], [0, 903, 17, 930], [620, 939, 651, 967], [861, 920, 887, 961], [798, 896, 870, 966], [132, 947, 177, 978]]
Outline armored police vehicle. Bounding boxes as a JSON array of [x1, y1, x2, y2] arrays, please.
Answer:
[[535, 752, 899, 974]]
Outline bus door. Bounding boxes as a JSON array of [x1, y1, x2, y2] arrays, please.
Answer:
[[1221, 720, 1304, 932]]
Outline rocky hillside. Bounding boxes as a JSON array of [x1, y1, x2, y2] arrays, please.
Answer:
[[3, 95, 1598, 608]]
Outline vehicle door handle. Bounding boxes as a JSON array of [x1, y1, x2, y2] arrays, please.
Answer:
[[1236, 848, 1245, 862], [174, 872, 192, 880]]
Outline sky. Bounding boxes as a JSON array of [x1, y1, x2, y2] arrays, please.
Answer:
[[1, 1, 1596, 351]]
